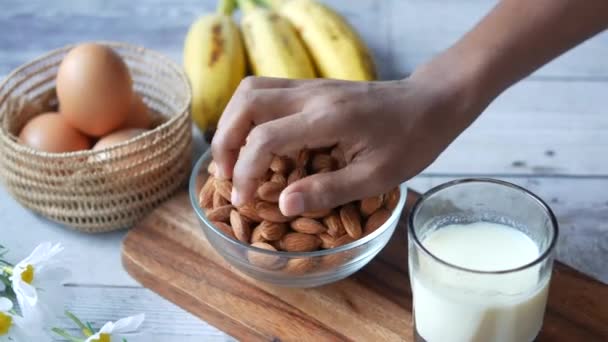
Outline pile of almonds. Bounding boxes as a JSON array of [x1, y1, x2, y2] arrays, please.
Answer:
[[198, 148, 400, 273]]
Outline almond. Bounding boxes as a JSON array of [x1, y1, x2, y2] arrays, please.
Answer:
[[261, 169, 273, 182], [207, 160, 217, 176], [360, 194, 384, 217], [311, 153, 335, 173], [279, 232, 321, 252], [333, 234, 355, 248], [301, 208, 332, 219], [270, 239, 283, 251], [248, 242, 283, 269], [385, 187, 400, 211], [295, 149, 310, 168], [330, 147, 347, 169], [256, 201, 291, 223], [215, 179, 232, 202], [198, 176, 215, 210], [213, 190, 229, 209], [257, 181, 285, 203], [284, 257, 316, 274], [270, 173, 287, 187], [323, 213, 346, 237], [251, 225, 266, 243], [206, 204, 233, 222], [365, 208, 391, 235], [320, 252, 352, 269], [340, 203, 362, 239], [211, 221, 235, 239], [290, 217, 327, 234], [238, 202, 263, 223], [230, 210, 251, 243], [318, 233, 336, 249], [258, 220, 288, 241], [270, 155, 291, 174], [287, 167, 306, 185]]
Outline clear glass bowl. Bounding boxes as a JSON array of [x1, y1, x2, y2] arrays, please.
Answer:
[[189, 150, 408, 288]]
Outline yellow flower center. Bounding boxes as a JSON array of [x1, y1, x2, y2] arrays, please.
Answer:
[[20, 264, 34, 284], [0, 312, 12, 336], [92, 333, 111, 342]]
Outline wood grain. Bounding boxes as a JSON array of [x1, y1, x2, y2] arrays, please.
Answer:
[[3, 0, 608, 178], [55, 285, 232, 342], [1, 1, 607, 340], [122, 190, 608, 341]]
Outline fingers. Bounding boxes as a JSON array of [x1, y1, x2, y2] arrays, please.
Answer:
[[231, 111, 338, 206], [278, 163, 381, 216], [211, 76, 307, 179]]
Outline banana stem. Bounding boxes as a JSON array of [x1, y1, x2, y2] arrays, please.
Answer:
[[236, 0, 258, 13], [217, 0, 237, 15]]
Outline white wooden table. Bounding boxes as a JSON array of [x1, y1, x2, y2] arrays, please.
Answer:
[[1, 1, 607, 340]]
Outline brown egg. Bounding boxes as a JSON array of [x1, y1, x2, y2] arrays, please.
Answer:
[[18, 112, 91, 152], [122, 93, 151, 130], [56, 43, 133, 137], [92, 128, 147, 151]]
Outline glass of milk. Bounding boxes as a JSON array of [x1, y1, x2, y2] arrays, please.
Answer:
[[408, 179, 558, 342]]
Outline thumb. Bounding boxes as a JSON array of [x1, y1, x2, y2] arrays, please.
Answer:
[[278, 164, 380, 216]]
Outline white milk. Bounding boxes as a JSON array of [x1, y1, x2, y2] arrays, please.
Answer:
[[411, 222, 550, 342]]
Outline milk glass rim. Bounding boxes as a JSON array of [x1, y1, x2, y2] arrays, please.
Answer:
[[408, 178, 559, 275]]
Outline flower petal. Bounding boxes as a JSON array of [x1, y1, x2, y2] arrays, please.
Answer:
[[35, 266, 71, 286], [0, 297, 12, 312], [108, 314, 145, 333], [6, 314, 50, 340], [19, 242, 63, 272], [13, 280, 38, 315], [84, 332, 102, 342], [98, 321, 115, 334]]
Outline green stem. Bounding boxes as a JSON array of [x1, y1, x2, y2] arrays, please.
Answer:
[[51, 328, 85, 342], [217, 0, 237, 15], [65, 310, 94, 337], [0, 261, 12, 271], [0, 274, 10, 287], [258, 0, 283, 8], [236, 0, 258, 13]]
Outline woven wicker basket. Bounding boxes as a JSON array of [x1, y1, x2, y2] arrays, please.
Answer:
[[0, 42, 192, 233]]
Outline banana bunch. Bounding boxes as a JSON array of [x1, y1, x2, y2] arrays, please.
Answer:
[[183, 0, 246, 135], [238, 0, 315, 78], [183, 0, 376, 137], [268, 0, 376, 81]]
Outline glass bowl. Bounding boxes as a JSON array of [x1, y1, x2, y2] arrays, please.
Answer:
[[189, 150, 408, 288]]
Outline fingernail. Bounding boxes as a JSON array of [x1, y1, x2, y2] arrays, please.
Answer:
[[280, 192, 306, 216], [231, 188, 241, 206]]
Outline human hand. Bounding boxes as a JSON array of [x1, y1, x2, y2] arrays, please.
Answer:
[[211, 65, 481, 216]]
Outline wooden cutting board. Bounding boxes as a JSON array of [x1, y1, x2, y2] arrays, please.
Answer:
[[122, 189, 608, 341]]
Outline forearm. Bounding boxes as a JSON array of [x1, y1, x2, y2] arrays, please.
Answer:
[[412, 0, 608, 129]]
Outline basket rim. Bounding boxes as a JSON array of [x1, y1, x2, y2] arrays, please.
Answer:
[[0, 40, 192, 158]]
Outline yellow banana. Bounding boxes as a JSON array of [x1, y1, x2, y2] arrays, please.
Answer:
[[269, 0, 376, 81], [183, 0, 246, 134], [238, 0, 316, 79]]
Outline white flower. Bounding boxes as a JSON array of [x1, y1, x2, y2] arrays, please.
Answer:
[[10, 243, 69, 328], [85, 314, 145, 342], [0, 297, 46, 341]]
